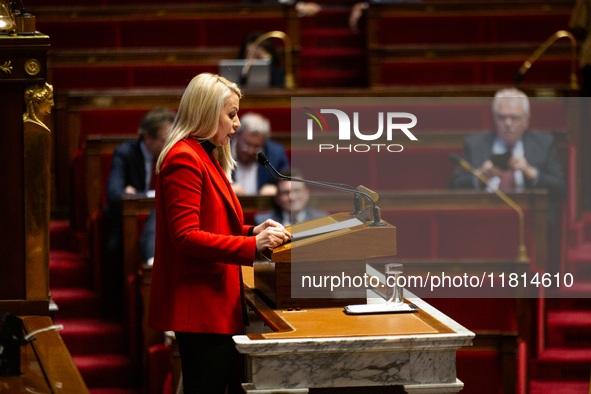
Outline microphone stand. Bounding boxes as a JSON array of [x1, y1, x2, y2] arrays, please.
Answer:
[[257, 152, 385, 226], [449, 154, 529, 263], [514, 30, 579, 91], [241, 30, 295, 89]]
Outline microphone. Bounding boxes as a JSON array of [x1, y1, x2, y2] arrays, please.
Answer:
[[257, 152, 385, 226], [448, 153, 528, 263], [257, 153, 362, 213]]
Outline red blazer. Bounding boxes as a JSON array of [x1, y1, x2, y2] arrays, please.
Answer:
[[147, 138, 256, 335]]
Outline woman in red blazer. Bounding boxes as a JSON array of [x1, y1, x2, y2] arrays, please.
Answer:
[[148, 73, 290, 394]]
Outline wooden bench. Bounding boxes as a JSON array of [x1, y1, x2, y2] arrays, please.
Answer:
[[33, 4, 300, 49], [54, 87, 572, 222], [365, 1, 574, 88]]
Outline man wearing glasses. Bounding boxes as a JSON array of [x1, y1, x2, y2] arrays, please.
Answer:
[[231, 112, 290, 196], [449, 88, 566, 227]]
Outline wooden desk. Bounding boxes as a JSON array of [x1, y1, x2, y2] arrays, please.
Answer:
[[122, 189, 550, 287], [0, 316, 89, 393], [237, 266, 474, 393]]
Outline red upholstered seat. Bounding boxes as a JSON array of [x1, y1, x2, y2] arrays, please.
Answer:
[[380, 58, 572, 86], [38, 18, 286, 50], [377, 14, 571, 45]]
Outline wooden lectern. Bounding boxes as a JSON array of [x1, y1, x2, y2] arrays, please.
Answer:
[[254, 211, 396, 308]]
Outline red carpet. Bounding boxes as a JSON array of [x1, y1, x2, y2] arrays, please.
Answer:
[[530, 214, 591, 393], [50, 220, 140, 393]]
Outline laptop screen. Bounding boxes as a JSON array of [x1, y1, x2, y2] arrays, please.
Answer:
[[219, 59, 271, 89]]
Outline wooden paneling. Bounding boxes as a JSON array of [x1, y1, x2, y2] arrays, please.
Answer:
[[0, 34, 51, 313]]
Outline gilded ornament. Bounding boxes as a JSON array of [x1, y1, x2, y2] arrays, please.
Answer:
[[0, 60, 12, 74], [23, 82, 54, 132], [24, 59, 41, 76]]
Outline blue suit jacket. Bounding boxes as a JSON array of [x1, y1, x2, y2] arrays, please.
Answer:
[[106, 139, 148, 218], [105, 139, 148, 260], [233, 139, 290, 191]]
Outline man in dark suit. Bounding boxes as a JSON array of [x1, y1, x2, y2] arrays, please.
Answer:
[[255, 169, 327, 226], [449, 88, 567, 227], [104, 107, 175, 300], [231, 112, 289, 196]]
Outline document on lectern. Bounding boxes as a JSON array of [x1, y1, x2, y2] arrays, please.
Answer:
[[292, 218, 364, 240]]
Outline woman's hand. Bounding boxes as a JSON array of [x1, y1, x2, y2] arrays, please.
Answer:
[[254, 219, 291, 251]]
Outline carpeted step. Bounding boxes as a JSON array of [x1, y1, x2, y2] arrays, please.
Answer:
[[301, 8, 351, 30], [51, 288, 103, 319], [301, 28, 351, 38], [547, 311, 591, 347], [530, 380, 590, 394], [50, 251, 91, 289], [50, 220, 89, 254], [567, 244, 591, 280], [550, 282, 591, 297], [73, 354, 137, 388], [531, 348, 591, 381], [50, 220, 71, 251], [301, 28, 364, 49], [567, 244, 591, 263], [58, 318, 127, 355], [548, 310, 591, 327]]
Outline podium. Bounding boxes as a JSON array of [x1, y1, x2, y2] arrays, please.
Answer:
[[254, 212, 397, 308]]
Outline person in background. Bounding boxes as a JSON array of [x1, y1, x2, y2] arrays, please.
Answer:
[[449, 88, 567, 228], [241, 1, 321, 18], [231, 112, 289, 196], [238, 31, 286, 87], [104, 107, 175, 307], [148, 73, 290, 394], [255, 169, 328, 226]]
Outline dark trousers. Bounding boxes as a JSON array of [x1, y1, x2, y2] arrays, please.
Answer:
[[175, 331, 242, 394]]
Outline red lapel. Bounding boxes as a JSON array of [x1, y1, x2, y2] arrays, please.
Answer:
[[183, 138, 243, 226]]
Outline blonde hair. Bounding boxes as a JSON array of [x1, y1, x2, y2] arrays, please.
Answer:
[[156, 73, 242, 178]]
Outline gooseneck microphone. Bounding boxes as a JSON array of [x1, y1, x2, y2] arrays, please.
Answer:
[[257, 152, 385, 226], [448, 153, 528, 263]]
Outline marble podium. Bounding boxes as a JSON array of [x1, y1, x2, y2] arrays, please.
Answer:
[[236, 266, 474, 393]]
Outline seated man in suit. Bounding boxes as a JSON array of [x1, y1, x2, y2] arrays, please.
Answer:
[[105, 107, 175, 294], [449, 88, 567, 228], [231, 112, 290, 196], [255, 169, 327, 226]]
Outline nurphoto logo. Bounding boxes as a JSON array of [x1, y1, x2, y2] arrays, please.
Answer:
[[303, 107, 418, 153]]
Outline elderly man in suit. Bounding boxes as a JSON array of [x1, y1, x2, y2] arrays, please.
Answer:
[[255, 169, 327, 226], [449, 88, 567, 227], [231, 112, 289, 196]]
